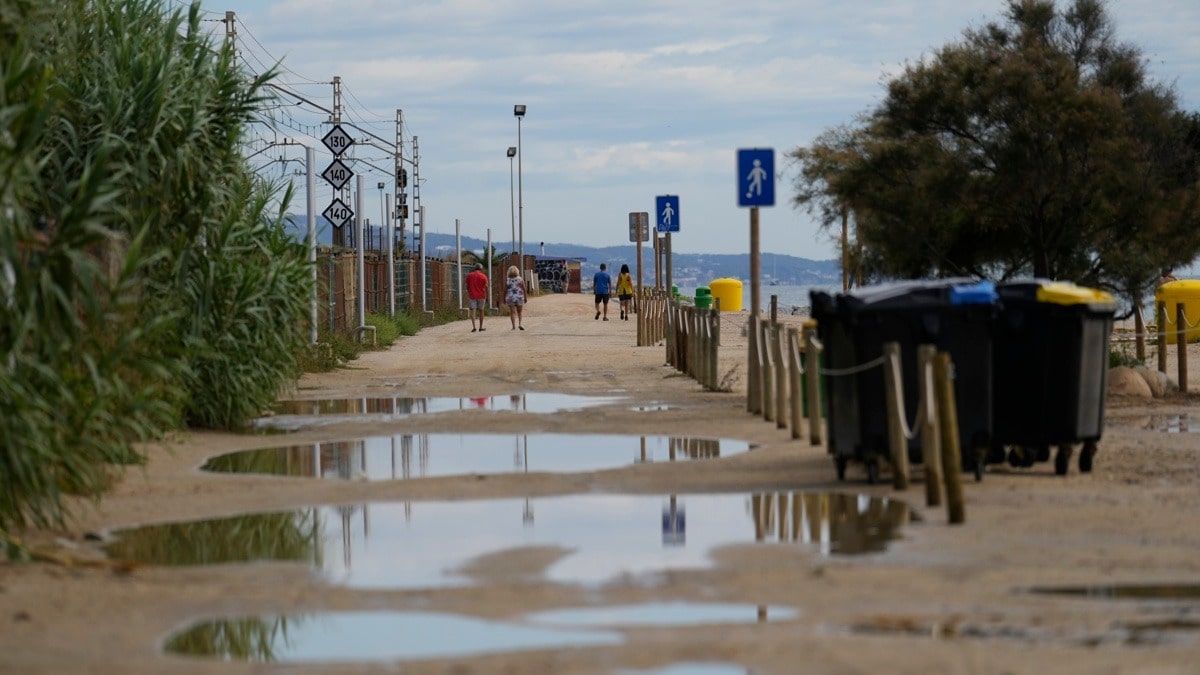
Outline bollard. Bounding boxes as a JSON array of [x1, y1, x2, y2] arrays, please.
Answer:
[[918, 345, 942, 507], [934, 352, 965, 524], [803, 323, 823, 446], [773, 324, 788, 429], [788, 327, 803, 439], [882, 342, 909, 491], [1177, 303, 1189, 393]]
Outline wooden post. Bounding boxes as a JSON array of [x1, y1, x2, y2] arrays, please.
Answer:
[[918, 345, 942, 507], [747, 314, 760, 414], [803, 323, 822, 446], [770, 295, 778, 326], [710, 300, 721, 390], [882, 343, 909, 490], [934, 352, 965, 524], [788, 327, 803, 439], [761, 321, 775, 423], [1177, 303, 1189, 393], [1157, 301, 1168, 374], [773, 324, 787, 429]]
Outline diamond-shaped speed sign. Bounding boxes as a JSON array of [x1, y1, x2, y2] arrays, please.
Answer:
[[321, 158, 353, 190], [321, 124, 354, 156], [322, 198, 353, 229]]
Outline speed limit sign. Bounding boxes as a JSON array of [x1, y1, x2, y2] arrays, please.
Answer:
[[322, 198, 353, 229], [321, 125, 354, 156]]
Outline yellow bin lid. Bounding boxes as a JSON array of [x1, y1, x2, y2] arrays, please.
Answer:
[[1156, 279, 1200, 300], [1035, 282, 1114, 306]]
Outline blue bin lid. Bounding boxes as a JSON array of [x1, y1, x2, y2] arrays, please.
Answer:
[[948, 280, 997, 305]]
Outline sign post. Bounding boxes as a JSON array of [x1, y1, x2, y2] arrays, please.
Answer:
[[629, 212, 649, 344], [655, 195, 679, 295], [321, 124, 356, 246], [737, 148, 775, 317]]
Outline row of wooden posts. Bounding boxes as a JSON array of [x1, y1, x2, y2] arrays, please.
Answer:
[[743, 301, 967, 524], [1154, 302, 1192, 391]]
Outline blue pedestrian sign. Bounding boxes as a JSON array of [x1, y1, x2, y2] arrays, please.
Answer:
[[655, 195, 679, 233], [738, 148, 774, 207]]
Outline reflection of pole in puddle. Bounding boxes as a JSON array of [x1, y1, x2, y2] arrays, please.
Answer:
[[758, 605, 767, 623], [639, 436, 647, 463], [662, 494, 685, 546], [522, 436, 533, 524]]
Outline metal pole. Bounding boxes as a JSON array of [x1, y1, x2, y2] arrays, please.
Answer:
[[508, 153, 516, 254], [487, 228, 495, 311], [455, 218, 463, 310], [356, 175, 366, 328], [420, 205, 428, 313], [306, 146, 317, 343], [386, 194, 395, 316], [665, 233, 673, 295], [517, 115, 524, 275]]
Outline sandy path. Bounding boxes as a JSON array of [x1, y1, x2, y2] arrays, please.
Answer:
[[1, 292, 1198, 675]]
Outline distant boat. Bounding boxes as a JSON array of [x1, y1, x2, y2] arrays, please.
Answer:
[[770, 280, 779, 286]]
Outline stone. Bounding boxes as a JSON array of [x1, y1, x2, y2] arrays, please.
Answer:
[[1133, 366, 1165, 397], [1107, 366, 1153, 398]]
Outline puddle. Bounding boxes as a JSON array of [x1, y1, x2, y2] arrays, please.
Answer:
[[1112, 414, 1200, 434], [528, 602, 798, 627], [164, 610, 621, 662], [618, 665, 750, 675], [203, 434, 751, 480], [1029, 584, 1200, 600], [106, 492, 910, 588], [255, 393, 624, 431]]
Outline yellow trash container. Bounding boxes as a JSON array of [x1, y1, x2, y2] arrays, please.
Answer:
[[708, 278, 743, 312], [1155, 280, 1200, 344]]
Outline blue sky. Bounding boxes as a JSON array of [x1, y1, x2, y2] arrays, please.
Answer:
[[191, 0, 1200, 261]]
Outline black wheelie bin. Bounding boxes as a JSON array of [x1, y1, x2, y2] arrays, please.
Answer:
[[811, 279, 999, 484], [991, 280, 1116, 475]]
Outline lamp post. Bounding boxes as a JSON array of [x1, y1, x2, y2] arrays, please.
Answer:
[[514, 104, 525, 275], [377, 182, 386, 250], [507, 146, 517, 256]]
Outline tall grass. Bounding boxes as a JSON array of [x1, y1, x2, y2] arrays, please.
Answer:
[[1, 0, 312, 537]]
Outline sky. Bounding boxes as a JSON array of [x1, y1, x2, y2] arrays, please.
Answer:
[[191, 0, 1200, 261]]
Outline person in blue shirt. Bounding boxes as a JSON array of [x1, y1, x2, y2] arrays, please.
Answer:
[[593, 263, 612, 321]]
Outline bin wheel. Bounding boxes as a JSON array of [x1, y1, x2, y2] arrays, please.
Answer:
[[1054, 444, 1073, 476], [835, 456, 847, 481], [1036, 445, 1050, 462], [972, 448, 986, 482], [1079, 441, 1097, 473], [866, 458, 880, 485]]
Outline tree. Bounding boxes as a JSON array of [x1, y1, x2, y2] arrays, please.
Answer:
[[789, 0, 1200, 300]]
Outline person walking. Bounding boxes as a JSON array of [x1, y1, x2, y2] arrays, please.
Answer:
[[505, 265, 527, 330], [465, 262, 489, 332], [593, 263, 612, 321], [615, 263, 634, 321]]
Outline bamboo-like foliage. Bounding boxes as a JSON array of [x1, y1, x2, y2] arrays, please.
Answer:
[[1, 0, 313, 536]]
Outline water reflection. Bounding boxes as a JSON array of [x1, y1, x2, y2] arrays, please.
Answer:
[[1029, 584, 1200, 600], [107, 491, 909, 588], [256, 393, 624, 431], [1146, 414, 1200, 433], [528, 602, 798, 627], [166, 611, 621, 663], [203, 434, 751, 480]]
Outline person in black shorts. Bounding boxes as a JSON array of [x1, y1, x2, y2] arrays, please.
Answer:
[[593, 263, 612, 320], [615, 263, 634, 320]]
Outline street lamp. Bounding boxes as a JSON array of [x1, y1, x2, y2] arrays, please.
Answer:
[[514, 104, 525, 274], [507, 146, 517, 255], [377, 182, 386, 250]]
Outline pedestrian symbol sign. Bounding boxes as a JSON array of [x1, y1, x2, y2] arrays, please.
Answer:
[[737, 148, 774, 207], [655, 195, 679, 233]]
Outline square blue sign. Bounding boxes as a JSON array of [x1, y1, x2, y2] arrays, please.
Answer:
[[655, 195, 679, 233], [737, 148, 774, 207]]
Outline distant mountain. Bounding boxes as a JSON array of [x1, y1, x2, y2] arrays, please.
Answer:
[[282, 216, 840, 286]]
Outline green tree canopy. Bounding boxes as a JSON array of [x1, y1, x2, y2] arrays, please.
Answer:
[[790, 0, 1200, 301]]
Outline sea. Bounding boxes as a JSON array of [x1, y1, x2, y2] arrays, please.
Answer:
[[675, 283, 838, 314]]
